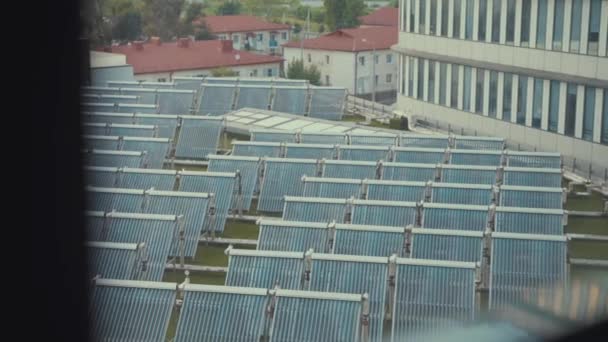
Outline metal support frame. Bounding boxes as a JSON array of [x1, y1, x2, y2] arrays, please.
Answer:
[[176, 215, 186, 267], [375, 160, 384, 180], [388, 146, 396, 163], [302, 249, 314, 290], [385, 254, 398, 320], [231, 86, 240, 112], [344, 197, 355, 224], [204, 193, 217, 239], [359, 293, 370, 342], [304, 85, 313, 117], [137, 242, 148, 275], [423, 180, 433, 202], [496, 166, 505, 185], [335, 145, 342, 160], [256, 158, 267, 197], [403, 224, 413, 257], [360, 180, 369, 200], [326, 221, 337, 253], [480, 227, 493, 290], [443, 147, 452, 164], [234, 170, 244, 217]]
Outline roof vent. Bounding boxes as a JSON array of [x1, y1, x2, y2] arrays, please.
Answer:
[[150, 36, 161, 46], [133, 41, 144, 51], [177, 37, 190, 48]]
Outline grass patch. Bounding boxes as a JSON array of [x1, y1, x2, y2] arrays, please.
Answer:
[[566, 216, 608, 235], [568, 240, 608, 260], [570, 265, 608, 282], [193, 245, 229, 266], [223, 220, 260, 239], [165, 307, 180, 341], [342, 114, 367, 122], [173, 164, 208, 172], [566, 191, 607, 212]]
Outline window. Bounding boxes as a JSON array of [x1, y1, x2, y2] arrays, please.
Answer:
[[463, 66, 472, 111], [359, 56, 365, 66], [387, 54, 393, 64], [588, 0, 601, 55], [465, 0, 473, 39], [326, 75, 330, 85], [308, 54, 311, 62], [281, 32, 287, 40], [326, 55, 330, 64], [257, 33, 264, 42], [517, 76, 528, 125], [439, 62, 447, 105], [410, 0, 415, 32], [233, 35, 240, 43], [491, 0, 501, 43], [537, 0, 548, 48], [564, 84, 577, 137], [506, 0, 515, 45], [420, 0, 426, 33], [503, 73, 513, 122], [548, 80, 560, 132], [532, 79, 544, 128], [441, 0, 449, 36], [451, 64, 459, 108], [235, 71, 240, 77], [582, 87, 596, 141], [570, 0, 583, 53], [374, 55, 379, 64], [375, 75, 379, 86], [386, 74, 392, 83], [252, 69, 258, 77], [552, 0, 565, 50], [520, 0, 531, 46], [428, 61, 436, 103], [478, 0, 487, 41], [476, 69, 485, 114], [157, 78, 166, 82], [408, 57, 414, 97], [418, 59, 425, 99], [489, 71, 498, 117], [602, 89, 608, 144], [430, 0, 437, 34], [268, 68, 273, 77], [453, 0, 462, 38]]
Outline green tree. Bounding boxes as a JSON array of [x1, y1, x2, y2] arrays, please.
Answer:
[[211, 67, 238, 77], [243, 0, 290, 19], [216, 1, 242, 15], [112, 12, 143, 41], [324, 0, 365, 31], [286, 59, 321, 86], [142, 0, 185, 40], [390, 0, 399, 7]]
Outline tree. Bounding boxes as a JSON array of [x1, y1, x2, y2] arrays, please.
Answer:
[[390, 0, 399, 7], [142, 0, 185, 41], [112, 11, 143, 41], [217, 1, 242, 15], [211, 67, 238, 77], [286, 59, 321, 86], [243, 0, 290, 19], [324, 0, 365, 31]]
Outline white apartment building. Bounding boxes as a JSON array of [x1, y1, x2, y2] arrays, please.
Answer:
[[394, 0, 608, 180], [283, 26, 399, 102], [203, 15, 291, 55]]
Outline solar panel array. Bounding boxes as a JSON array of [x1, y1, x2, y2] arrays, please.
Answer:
[[83, 78, 347, 120], [82, 77, 571, 341], [83, 112, 224, 162], [225, 248, 477, 341], [90, 279, 366, 342]]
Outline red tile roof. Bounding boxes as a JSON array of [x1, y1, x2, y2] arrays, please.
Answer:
[[107, 40, 283, 75], [282, 26, 397, 52], [358, 7, 399, 27], [202, 15, 291, 34]]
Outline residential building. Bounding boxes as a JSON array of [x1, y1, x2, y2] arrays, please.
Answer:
[[107, 38, 283, 82], [358, 6, 399, 27], [394, 0, 608, 180], [201, 15, 291, 54], [283, 26, 398, 102]]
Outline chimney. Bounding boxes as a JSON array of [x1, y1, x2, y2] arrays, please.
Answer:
[[178, 37, 190, 48], [150, 36, 161, 46], [133, 40, 144, 51], [221, 40, 233, 52]]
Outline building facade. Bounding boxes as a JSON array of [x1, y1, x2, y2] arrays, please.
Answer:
[[394, 0, 608, 180], [283, 27, 398, 102], [108, 39, 283, 82], [203, 15, 291, 55]]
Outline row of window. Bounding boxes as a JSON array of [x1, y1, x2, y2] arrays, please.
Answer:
[[400, 55, 608, 144], [399, 0, 608, 57], [306, 54, 394, 65], [222, 32, 288, 44]]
